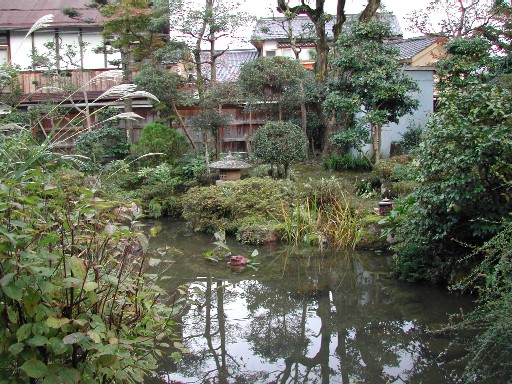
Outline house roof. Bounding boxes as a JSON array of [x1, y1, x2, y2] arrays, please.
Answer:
[[0, 0, 102, 30], [201, 50, 259, 82], [387, 36, 439, 62], [251, 13, 403, 42]]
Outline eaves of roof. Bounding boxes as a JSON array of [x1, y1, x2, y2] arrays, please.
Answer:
[[0, 1, 102, 30], [386, 36, 439, 62], [251, 13, 403, 42]]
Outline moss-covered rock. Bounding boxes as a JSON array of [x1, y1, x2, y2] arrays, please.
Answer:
[[236, 218, 283, 245], [355, 214, 390, 249]]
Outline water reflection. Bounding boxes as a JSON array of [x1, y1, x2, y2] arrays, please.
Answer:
[[147, 221, 472, 384]]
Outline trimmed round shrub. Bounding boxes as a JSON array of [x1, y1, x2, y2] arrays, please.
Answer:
[[252, 121, 308, 178], [134, 122, 189, 166]]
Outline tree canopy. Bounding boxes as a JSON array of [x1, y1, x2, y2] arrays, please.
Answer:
[[326, 20, 419, 162]]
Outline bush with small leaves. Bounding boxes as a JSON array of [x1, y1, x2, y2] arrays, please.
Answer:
[[133, 122, 189, 167], [252, 121, 308, 178]]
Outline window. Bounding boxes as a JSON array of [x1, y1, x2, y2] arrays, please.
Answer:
[[265, 50, 276, 58]]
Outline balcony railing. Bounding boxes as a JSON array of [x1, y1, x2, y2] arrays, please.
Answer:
[[18, 68, 126, 96]]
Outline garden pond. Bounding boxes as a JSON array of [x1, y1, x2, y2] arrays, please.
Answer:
[[146, 219, 474, 384]]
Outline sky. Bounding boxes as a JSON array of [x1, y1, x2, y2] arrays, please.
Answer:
[[223, 0, 434, 49]]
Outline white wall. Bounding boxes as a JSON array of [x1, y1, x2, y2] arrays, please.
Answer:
[[9, 28, 121, 70], [261, 41, 313, 61]]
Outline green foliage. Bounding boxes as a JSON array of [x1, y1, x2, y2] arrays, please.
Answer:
[[75, 127, 130, 170], [371, 156, 413, 182], [0, 63, 22, 108], [323, 153, 372, 172], [134, 122, 189, 166], [239, 56, 307, 118], [447, 222, 512, 383], [100, 0, 166, 62], [282, 177, 361, 249], [392, 84, 512, 283], [355, 178, 379, 199], [74, 108, 130, 172], [329, 122, 370, 156], [326, 20, 419, 162], [436, 37, 493, 91], [182, 177, 295, 233], [133, 64, 185, 123], [135, 163, 182, 218], [0, 129, 81, 178], [252, 121, 308, 178], [0, 170, 183, 382], [398, 122, 424, 154]]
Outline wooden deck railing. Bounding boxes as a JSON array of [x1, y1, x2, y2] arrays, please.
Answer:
[[18, 68, 126, 95]]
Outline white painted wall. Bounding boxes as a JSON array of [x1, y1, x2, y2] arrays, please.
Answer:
[[9, 28, 120, 70], [261, 40, 313, 61]]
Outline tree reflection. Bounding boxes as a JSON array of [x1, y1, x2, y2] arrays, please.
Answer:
[[160, 250, 468, 383]]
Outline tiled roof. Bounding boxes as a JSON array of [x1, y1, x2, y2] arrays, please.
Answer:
[[200, 50, 259, 82], [252, 13, 403, 41], [387, 36, 438, 61], [0, 0, 101, 30]]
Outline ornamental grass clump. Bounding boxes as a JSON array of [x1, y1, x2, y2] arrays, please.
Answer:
[[281, 177, 362, 249]]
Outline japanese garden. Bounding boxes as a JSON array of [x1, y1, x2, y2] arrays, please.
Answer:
[[0, 0, 510, 383]]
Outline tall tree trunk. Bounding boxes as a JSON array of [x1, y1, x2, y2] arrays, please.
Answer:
[[372, 123, 381, 163], [277, 0, 383, 156], [359, 0, 382, 22]]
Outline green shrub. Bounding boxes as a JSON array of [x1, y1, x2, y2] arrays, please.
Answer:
[[448, 222, 512, 383], [371, 156, 411, 182], [182, 177, 295, 233], [136, 181, 182, 218], [74, 108, 130, 171], [133, 122, 189, 166], [323, 153, 372, 172], [355, 178, 380, 198], [0, 170, 183, 382], [252, 121, 308, 178], [392, 84, 512, 283], [399, 122, 424, 154]]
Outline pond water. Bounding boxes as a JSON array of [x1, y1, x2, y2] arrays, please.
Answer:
[[146, 219, 474, 384]]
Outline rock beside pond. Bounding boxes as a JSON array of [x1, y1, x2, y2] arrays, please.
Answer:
[[355, 214, 392, 250], [236, 222, 282, 245]]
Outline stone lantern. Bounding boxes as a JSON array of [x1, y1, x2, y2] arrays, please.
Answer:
[[209, 152, 251, 184], [378, 198, 393, 216]]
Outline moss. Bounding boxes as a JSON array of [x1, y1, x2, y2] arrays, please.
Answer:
[[236, 218, 283, 245], [355, 214, 390, 249]]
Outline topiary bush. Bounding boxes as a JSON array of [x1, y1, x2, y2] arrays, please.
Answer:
[[133, 122, 189, 166], [252, 121, 308, 178]]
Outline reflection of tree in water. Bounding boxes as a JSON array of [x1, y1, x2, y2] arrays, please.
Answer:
[[175, 275, 250, 383], [161, 250, 466, 383], [242, 253, 455, 384], [243, 280, 309, 362]]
